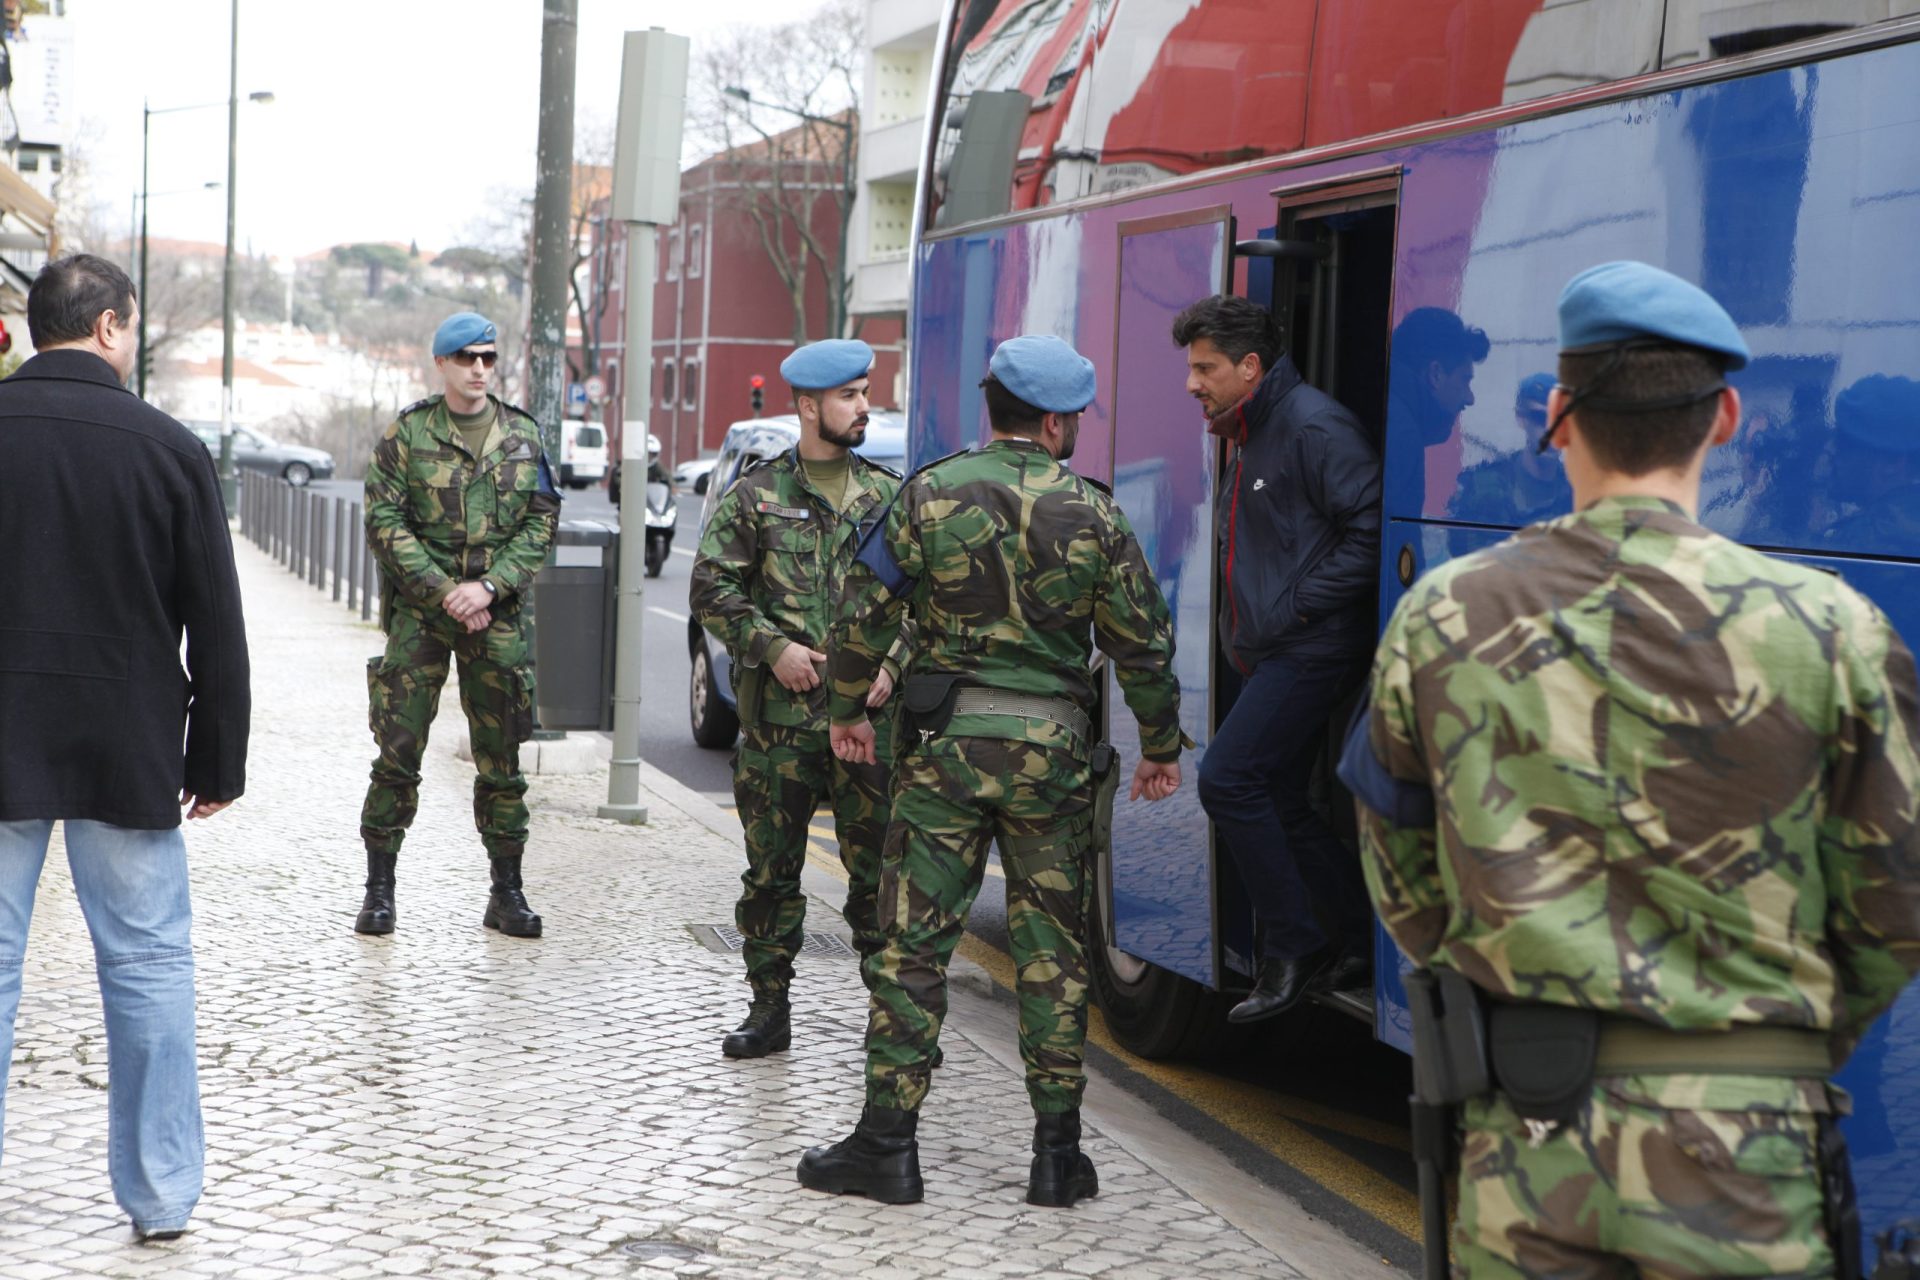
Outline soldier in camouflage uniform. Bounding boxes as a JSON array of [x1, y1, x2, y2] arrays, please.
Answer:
[[690, 338, 908, 1061], [1345, 262, 1920, 1278], [356, 312, 560, 939], [796, 335, 1189, 1208]]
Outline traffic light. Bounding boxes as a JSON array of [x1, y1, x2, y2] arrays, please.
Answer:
[[749, 373, 765, 415]]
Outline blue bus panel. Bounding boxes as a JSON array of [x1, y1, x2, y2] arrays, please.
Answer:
[[909, 32, 1920, 1249]]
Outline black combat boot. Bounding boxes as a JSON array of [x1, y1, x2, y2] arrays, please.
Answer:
[[482, 856, 543, 938], [353, 851, 397, 935], [1027, 1110, 1099, 1207], [796, 1106, 923, 1204], [721, 1001, 791, 1059]]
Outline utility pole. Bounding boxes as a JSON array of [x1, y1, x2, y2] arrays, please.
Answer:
[[599, 27, 689, 825], [216, 0, 240, 510], [529, 0, 577, 472]]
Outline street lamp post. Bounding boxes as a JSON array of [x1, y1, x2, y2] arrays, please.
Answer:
[[722, 86, 857, 338], [136, 88, 272, 402]]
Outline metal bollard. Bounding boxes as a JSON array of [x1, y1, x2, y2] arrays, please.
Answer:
[[347, 502, 360, 611], [311, 499, 324, 588], [363, 554, 377, 623], [333, 497, 345, 601]]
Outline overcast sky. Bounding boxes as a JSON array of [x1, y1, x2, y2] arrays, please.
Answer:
[[72, 0, 811, 260]]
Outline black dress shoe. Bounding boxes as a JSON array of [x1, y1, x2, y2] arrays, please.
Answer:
[[1309, 945, 1374, 994], [483, 855, 543, 938], [796, 1106, 924, 1203], [1027, 1110, 1098, 1207], [1227, 948, 1335, 1024], [722, 1002, 791, 1059], [354, 850, 397, 935]]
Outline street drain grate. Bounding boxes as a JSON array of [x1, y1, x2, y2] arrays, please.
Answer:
[[686, 923, 858, 959], [620, 1240, 706, 1261]]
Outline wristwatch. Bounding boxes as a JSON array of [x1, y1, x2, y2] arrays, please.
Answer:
[[480, 579, 498, 597]]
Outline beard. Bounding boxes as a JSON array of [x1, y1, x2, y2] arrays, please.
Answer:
[[1056, 420, 1079, 462], [820, 413, 869, 448]]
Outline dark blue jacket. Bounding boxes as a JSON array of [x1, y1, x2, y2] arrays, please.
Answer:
[[1211, 354, 1381, 671]]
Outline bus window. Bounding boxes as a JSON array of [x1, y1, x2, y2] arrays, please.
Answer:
[[1661, 1, 1878, 68]]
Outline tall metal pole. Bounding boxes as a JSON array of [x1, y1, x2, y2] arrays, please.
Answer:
[[530, 0, 576, 471], [137, 101, 149, 398], [600, 219, 656, 823], [215, 0, 240, 511]]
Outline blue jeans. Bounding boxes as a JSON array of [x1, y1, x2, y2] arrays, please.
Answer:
[[0, 820, 203, 1232], [1199, 652, 1373, 962]]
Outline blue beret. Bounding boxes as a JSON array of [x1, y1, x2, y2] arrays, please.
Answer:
[[780, 339, 873, 391], [1557, 261, 1749, 370], [988, 334, 1096, 414], [433, 311, 497, 358], [1836, 375, 1920, 453]]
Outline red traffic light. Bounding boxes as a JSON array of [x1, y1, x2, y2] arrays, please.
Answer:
[[749, 374, 765, 389]]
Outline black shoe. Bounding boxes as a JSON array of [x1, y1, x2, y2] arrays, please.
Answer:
[[1027, 1110, 1098, 1207], [1227, 948, 1334, 1024], [135, 1226, 186, 1244], [722, 1002, 791, 1059], [482, 855, 543, 938], [1308, 943, 1373, 994], [796, 1106, 924, 1204], [353, 850, 397, 935]]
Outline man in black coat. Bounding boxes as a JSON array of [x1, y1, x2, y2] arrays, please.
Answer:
[[0, 254, 249, 1241], [1172, 295, 1380, 1022]]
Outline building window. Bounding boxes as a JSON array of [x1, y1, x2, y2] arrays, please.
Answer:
[[661, 358, 677, 408], [666, 227, 682, 282], [682, 358, 699, 411], [687, 225, 704, 279]]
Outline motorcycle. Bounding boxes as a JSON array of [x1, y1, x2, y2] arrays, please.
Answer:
[[643, 478, 676, 577]]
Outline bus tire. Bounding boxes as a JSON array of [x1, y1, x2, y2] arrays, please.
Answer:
[[1088, 877, 1246, 1061]]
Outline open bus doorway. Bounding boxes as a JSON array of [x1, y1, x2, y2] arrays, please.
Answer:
[[1215, 181, 1399, 1027]]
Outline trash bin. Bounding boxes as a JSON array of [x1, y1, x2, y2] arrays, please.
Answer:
[[532, 519, 619, 731]]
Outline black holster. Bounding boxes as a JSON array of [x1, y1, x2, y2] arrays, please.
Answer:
[[1819, 1114, 1864, 1280], [1406, 968, 1490, 1280], [1487, 1002, 1600, 1128], [900, 673, 967, 743]]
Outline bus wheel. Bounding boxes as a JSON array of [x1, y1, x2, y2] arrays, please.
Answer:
[[1089, 860, 1246, 1061]]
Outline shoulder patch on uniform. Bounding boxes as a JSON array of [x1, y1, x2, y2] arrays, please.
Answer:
[[905, 447, 971, 486], [755, 500, 811, 521], [396, 397, 434, 420], [741, 454, 785, 476], [1080, 474, 1113, 498], [498, 399, 539, 425], [859, 455, 903, 480]]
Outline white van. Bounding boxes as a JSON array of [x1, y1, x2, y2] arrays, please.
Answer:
[[559, 418, 609, 489]]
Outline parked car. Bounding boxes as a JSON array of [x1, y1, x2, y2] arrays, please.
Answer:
[[687, 410, 907, 749], [184, 420, 336, 487], [673, 454, 721, 495], [559, 418, 608, 489]]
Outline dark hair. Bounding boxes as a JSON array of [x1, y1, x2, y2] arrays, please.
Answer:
[[980, 375, 1045, 436], [1170, 294, 1281, 374], [1393, 307, 1490, 374], [29, 253, 138, 348], [1557, 345, 1728, 474]]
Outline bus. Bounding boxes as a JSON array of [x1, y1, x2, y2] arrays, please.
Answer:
[[900, 0, 1920, 1254]]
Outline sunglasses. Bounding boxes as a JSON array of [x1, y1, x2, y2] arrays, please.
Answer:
[[449, 349, 498, 369]]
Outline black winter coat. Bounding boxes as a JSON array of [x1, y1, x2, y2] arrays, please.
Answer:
[[0, 350, 250, 827], [1211, 354, 1381, 672]]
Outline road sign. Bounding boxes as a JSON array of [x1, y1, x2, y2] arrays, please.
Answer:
[[585, 375, 607, 403], [567, 381, 588, 413]]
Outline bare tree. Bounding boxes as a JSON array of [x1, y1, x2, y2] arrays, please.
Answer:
[[567, 122, 616, 382], [692, 0, 862, 344]]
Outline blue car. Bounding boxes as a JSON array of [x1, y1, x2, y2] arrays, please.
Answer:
[[687, 411, 907, 750]]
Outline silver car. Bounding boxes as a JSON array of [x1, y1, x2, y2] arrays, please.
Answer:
[[184, 421, 337, 487]]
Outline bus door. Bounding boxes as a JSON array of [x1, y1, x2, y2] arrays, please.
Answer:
[[1231, 174, 1401, 1021], [1101, 206, 1233, 1007]]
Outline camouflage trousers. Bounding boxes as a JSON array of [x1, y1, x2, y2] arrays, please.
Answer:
[[361, 602, 535, 859], [732, 721, 888, 1003], [865, 736, 1092, 1116], [1455, 1077, 1835, 1279]]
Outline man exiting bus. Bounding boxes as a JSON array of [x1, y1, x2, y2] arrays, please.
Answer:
[[1347, 261, 1920, 1278], [1172, 295, 1382, 1022]]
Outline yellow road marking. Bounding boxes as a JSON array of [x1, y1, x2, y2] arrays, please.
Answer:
[[799, 835, 1417, 1240]]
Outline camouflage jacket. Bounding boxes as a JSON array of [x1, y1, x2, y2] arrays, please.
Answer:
[[830, 438, 1186, 761], [690, 447, 910, 730], [1356, 495, 1920, 1062], [364, 394, 560, 628]]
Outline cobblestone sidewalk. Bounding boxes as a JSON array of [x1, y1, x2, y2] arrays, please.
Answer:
[[0, 539, 1387, 1279]]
